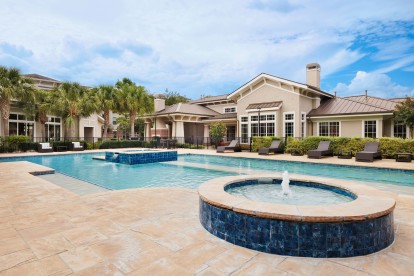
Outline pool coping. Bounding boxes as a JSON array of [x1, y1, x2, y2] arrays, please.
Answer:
[[198, 173, 396, 223]]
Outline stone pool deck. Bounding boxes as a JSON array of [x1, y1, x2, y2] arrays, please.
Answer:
[[0, 149, 413, 275]]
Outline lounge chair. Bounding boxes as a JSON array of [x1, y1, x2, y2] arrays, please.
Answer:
[[70, 142, 84, 151], [38, 142, 53, 153], [307, 141, 333, 159], [258, 140, 284, 155], [355, 142, 382, 162], [216, 140, 239, 153]]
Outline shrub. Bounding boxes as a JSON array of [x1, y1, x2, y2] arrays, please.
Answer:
[[209, 122, 227, 147], [251, 136, 284, 152], [284, 136, 414, 158], [0, 135, 33, 152], [98, 140, 154, 149]]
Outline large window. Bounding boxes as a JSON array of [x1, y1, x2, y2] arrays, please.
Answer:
[[8, 113, 35, 138], [283, 112, 294, 137], [394, 121, 407, 138], [319, 122, 339, 136], [250, 113, 276, 137], [240, 116, 248, 143], [364, 120, 377, 138], [46, 116, 61, 141]]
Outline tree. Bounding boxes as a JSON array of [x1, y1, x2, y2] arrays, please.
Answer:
[[115, 78, 153, 138], [50, 82, 98, 138], [164, 89, 189, 105], [209, 121, 227, 147], [95, 85, 117, 139], [394, 97, 414, 138], [22, 89, 53, 140], [0, 66, 35, 136]]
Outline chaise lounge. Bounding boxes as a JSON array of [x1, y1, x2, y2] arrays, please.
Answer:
[[216, 140, 239, 153], [307, 141, 333, 159], [38, 142, 53, 153], [258, 140, 284, 155], [355, 142, 382, 162], [70, 142, 84, 151]]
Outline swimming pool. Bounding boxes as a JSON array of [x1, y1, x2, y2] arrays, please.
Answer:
[[1, 153, 413, 189]]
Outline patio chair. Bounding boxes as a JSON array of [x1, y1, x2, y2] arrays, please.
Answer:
[[355, 142, 382, 162], [216, 140, 240, 153], [37, 142, 53, 153], [307, 141, 333, 159], [258, 140, 284, 155], [70, 142, 84, 151]]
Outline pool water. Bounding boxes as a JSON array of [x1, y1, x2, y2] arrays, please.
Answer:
[[1, 153, 413, 189], [226, 183, 354, 205]]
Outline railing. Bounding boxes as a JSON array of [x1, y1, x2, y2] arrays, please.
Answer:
[[0, 136, 299, 153]]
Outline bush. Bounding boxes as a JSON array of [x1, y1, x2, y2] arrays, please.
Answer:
[[0, 135, 33, 152], [251, 136, 284, 152], [99, 140, 154, 149], [284, 136, 414, 158]]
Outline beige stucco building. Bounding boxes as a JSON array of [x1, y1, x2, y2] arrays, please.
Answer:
[[146, 64, 411, 144], [0, 74, 104, 142]]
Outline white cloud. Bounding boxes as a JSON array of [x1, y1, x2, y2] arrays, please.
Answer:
[[332, 71, 414, 98], [0, 0, 413, 98]]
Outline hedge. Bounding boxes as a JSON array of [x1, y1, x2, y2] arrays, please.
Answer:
[[251, 136, 284, 152], [99, 140, 155, 149], [0, 135, 36, 153], [283, 136, 414, 158]]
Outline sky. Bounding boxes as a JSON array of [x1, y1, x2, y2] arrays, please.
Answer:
[[0, 0, 413, 100]]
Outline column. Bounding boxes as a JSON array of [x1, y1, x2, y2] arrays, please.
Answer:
[[144, 123, 151, 139], [176, 121, 184, 144], [204, 124, 210, 144]]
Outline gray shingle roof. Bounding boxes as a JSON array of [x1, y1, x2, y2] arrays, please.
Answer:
[[189, 94, 229, 104], [308, 95, 397, 117], [23, 74, 60, 83], [154, 103, 219, 116]]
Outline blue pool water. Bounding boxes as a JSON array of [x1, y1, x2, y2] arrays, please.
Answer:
[[1, 153, 413, 189]]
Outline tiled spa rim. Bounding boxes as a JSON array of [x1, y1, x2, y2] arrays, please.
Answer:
[[105, 149, 177, 164], [198, 174, 396, 258]]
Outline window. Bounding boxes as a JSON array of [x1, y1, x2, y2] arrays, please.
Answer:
[[283, 112, 295, 137], [240, 116, 248, 143], [46, 116, 62, 141], [393, 121, 407, 138], [318, 122, 339, 136], [364, 120, 377, 138], [224, 107, 236, 113], [250, 112, 276, 137], [8, 113, 35, 138], [301, 112, 306, 138]]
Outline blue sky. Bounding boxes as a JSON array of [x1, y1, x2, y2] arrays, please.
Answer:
[[0, 0, 413, 99]]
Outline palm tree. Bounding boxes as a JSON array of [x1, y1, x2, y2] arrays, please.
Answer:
[[50, 82, 98, 138], [115, 78, 153, 138], [95, 85, 117, 139], [21, 88, 53, 140], [0, 66, 34, 136]]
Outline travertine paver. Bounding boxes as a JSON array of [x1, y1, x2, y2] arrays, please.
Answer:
[[0, 150, 414, 275]]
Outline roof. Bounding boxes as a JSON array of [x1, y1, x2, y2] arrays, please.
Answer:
[[209, 113, 237, 119], [154, 103, 219, 116], [23, 74, 60, 83], [227, 73, 334, 100], [246, 101, 283, 110], [189, 94, 229, 104], [308, 95, 398, 117]]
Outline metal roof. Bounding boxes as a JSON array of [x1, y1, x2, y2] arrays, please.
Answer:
[[246, 101, 283, 110], [308, 95, 398, 117], [23, 74, 60, 83]]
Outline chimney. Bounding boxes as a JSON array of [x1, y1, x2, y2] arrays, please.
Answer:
[[154, 98, 165, 112], [306, 63, 321, 89]]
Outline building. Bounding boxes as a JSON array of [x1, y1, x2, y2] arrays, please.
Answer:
[[1, 74, 104, 142], [145, 64, 411, 144]]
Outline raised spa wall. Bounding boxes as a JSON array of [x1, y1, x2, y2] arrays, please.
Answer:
[[105, 149, 177, 165], [199, 174, 396, 258]]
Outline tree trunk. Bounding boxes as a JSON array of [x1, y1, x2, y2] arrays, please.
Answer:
[[39, 112, 47, 142], [103, 110, 110, 140], [130, 110, 136, 138], [0, 99, 10, 136]]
